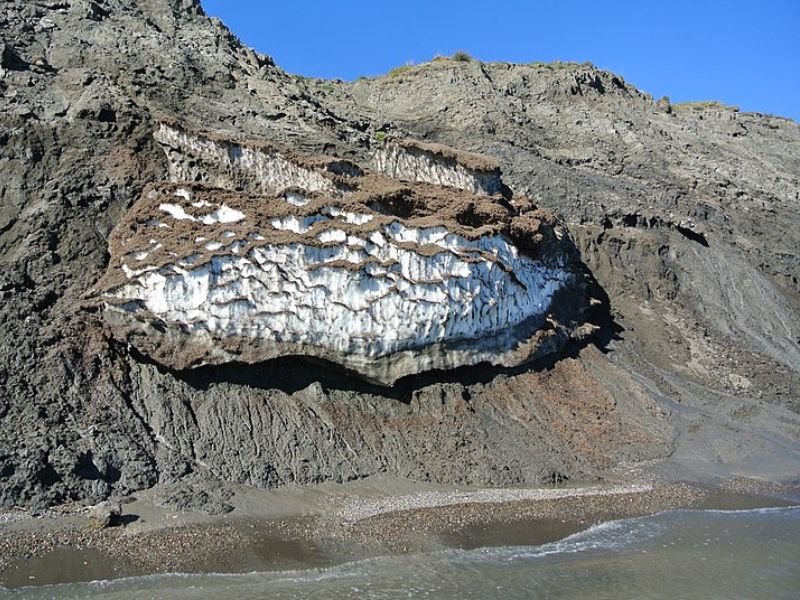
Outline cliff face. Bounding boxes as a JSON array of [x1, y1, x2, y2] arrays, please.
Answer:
[[0, 0, 798, 508], [98, 125, 591, 384]]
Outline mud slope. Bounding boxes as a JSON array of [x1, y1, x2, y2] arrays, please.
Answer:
[[0, 0, 798, 508]]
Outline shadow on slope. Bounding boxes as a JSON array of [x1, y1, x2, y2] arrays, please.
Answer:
[[155, 264, 622, 403]]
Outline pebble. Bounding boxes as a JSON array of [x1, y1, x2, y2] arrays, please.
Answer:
[[1, 479, 794, 579]]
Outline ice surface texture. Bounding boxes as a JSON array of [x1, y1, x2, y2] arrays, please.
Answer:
[[97, 125, 588, 384]]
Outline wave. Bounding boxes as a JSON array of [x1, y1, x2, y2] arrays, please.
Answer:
[[440, 505, 798, 565], [5, 506, 798, 598], [685, 505, 800, 516], [1, 512, 664, 596]]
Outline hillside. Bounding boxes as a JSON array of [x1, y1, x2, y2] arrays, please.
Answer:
[[1, 0, 798, 509]]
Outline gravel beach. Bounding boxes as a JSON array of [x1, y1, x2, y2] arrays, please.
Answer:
[[2, 476, 795, 589]]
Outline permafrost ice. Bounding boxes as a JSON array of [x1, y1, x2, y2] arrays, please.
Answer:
[[95, 123, 592, 384]]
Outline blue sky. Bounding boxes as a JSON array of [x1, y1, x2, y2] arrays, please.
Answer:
[[201, 0, 799, 121]]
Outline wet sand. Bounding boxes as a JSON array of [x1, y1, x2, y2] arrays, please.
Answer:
[[1, 476, 797, 589]]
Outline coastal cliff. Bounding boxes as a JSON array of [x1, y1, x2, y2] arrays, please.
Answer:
[[1, 0, 798, 509]]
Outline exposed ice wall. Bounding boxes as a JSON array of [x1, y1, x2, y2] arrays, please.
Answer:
[[155, 124, 343, 195], [106, 194, 570, 360], [373, 142, 503, 196], [101, 127, 580, 382]]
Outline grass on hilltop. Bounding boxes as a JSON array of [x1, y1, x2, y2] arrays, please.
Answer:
[[673, 100, 740, 112], [386, 52, 476, 78]]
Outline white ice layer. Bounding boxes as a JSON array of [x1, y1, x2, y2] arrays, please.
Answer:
[[159, 202, 245, 225], [155, 124, 340, 196], [109, 222, 570, 358], [373, 143, 502, 196], [322, 207, 374, 225], [199, 205, 245, 225], [284, 191, 311, 207]]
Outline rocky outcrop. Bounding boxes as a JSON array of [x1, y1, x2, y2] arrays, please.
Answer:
[[97, 128, 590, 384], [89, 501, 122, 528]]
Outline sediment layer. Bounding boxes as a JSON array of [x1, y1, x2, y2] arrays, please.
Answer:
[[98, 128, 589, 383]]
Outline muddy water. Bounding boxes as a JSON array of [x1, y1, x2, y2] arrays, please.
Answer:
[[2, 506, 798, 599]]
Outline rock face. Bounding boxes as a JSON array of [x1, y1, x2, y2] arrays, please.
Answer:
[[97, 126, 588, 384], [89, 501, 122, 528], [0, 0, 798, 509]]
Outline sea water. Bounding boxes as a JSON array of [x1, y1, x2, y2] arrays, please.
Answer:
[[2, 506, 798, 599]]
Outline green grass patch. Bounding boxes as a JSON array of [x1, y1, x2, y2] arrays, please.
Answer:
[[673, 101, 739, 112], [528, 60, 592, 71], [387, 63, 415, 78]]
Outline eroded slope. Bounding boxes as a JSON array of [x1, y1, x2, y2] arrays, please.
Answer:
[[97, 126, 591, 384], [0, 0, 797, 509]]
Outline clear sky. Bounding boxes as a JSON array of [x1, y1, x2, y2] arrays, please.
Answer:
[[201, 0, 799, 122]]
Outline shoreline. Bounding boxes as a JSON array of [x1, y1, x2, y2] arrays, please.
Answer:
[[1, 476, 798, 589]]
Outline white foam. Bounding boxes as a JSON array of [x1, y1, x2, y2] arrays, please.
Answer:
[[698, 505, 800, 516]]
